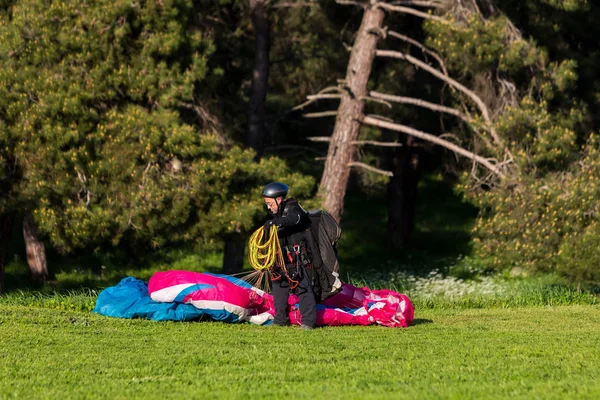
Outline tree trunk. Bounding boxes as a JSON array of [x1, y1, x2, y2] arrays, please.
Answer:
[[246, 0, 270, 159], [387, 136, 422, 250], [23, 213, 48, 283], [222, 0, 270, 275], [0, 215, 12, 294], [318, 4, 385, 222]]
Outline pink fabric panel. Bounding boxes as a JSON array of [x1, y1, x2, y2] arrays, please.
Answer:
[[148, 270, 413, 327], [148, 271, 256, 309], [318, 283, 414, 328]]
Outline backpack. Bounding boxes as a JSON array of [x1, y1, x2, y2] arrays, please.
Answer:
[[306, 210, 343, 301]]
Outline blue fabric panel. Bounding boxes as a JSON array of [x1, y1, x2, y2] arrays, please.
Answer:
[[196, 308, 240, 323], [92, 277, 208, 322]]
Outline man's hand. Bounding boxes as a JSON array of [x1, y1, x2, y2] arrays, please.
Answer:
[[271, 216, 285, 226], [263, 219, 274, 233]]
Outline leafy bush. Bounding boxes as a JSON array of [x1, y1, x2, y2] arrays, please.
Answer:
[[557, 220, 600, 289], [466, 137, 600, 288], [0, 0, 315, 256]]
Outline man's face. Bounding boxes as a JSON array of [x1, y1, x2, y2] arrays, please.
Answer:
[[264, 196, 283, 214]]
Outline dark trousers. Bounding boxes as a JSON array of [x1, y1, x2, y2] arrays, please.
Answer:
[[271, 266, 317, 327]]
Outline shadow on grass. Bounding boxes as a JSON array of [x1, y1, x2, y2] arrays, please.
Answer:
[[411, 318, 434, 326]]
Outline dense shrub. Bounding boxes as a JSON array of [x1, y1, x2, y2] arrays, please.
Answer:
[[466, 137, 600, 288], [0, 0, 315, 255]]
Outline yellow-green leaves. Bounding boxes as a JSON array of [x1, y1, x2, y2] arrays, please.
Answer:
[[0, 0, 316, 255]]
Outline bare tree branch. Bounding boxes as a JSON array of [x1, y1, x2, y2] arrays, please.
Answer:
[[375, 49, 502, 145], [353, 140, 403, 147], [179, 101, 230, 147], [348, 161, 394, 177], [303, 111, 338, 118], [362, 116, 506, 178], [306, 94, 343, 101], [306, 136, 331, 142], [366, 91, 495, 151], [307, 136, 403, 147], [370, 88, 494, 150], [390, 1, 444, 7], [335, 0, 365, 7], [292, 87, 344, 111], [75, 169, 92, 207], [439, 133, 462, 143], [377, 2, 449, 23], [387, 30, 448, 75], [360, 95, 392, 108], [271, 0, 317, 8], [368, 91, 469, 121]]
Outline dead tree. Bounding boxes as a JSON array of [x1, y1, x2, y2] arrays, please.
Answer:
[[304, 0, 512, 229], [317, 2, 386, 221]]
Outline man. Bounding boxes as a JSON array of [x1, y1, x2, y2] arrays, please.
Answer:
[[262, 182, 316, 329]]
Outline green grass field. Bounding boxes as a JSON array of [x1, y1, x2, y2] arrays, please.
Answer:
[[1, 304, 598, 399], [1, 175, 598, 399]]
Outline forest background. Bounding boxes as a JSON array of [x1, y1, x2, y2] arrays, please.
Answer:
[[1, 0, 599, 296]]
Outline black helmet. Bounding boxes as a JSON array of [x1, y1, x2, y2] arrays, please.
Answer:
[[262, 182, 288, 198]]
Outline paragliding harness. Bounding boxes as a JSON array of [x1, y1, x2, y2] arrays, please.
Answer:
[[270, 241, 312, 290], [305, 210, 343, 301], [264, 207, 342, 300]]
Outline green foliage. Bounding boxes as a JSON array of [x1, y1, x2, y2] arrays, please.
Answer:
[[465, 137, 600, 287], [495, 97, 581, 171], [496, 0, 600, 128], [425, 16, 546, 76], [418, 6, 598, 287], [0, 0, 315, 256], [1, 305, 599, 398], [537, 0, 589, 12], [269, 4, 346, 103], [424, 13, 582, 114], [352, 271, 598, 309], [354, 125, 391, 192], [557, 213, 600, 287]]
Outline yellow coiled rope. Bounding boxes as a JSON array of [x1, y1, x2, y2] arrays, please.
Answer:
[[248, 226, 285, 271]]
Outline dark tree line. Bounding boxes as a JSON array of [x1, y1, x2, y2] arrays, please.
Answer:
[[2, 0, 600, 290]]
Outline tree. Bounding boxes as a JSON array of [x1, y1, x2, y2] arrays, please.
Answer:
[[496, 0, 600, 130], [0, 0, 315, 288], [221, 0, 333, 274], [247, 0, 271, 158], [0, 215, 10, 294], [222, 0, 271, 275], [308, 1, 510, 225], [316, 3, 385, 222], [302, 0, 593, 265]]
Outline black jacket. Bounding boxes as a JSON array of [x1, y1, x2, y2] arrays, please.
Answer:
[[267, 198, 311, 247], [267, 200, 342, 301]]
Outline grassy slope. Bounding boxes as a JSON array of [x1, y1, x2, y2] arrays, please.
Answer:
[[1, 305, 599, 399]]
